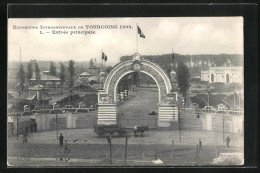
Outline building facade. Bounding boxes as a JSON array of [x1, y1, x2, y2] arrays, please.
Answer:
[[201, 57, 243, 84]]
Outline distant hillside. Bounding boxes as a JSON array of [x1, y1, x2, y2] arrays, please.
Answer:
[[8, 61, 101, 71], [120, 53, 243, 77]]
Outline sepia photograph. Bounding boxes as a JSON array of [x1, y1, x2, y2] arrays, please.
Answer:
[[7, 17, 244, 167]]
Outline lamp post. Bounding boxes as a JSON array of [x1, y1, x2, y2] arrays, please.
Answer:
[[178, 105, 181, 142], [207, 84, 210, 106]]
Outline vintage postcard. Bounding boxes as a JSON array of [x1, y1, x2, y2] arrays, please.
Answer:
[[7, 17, 244, 167]]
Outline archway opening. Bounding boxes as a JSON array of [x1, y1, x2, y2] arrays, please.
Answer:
[[116, 72, 159, 128]]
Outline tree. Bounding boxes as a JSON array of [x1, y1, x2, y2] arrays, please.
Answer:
[[26, 62, 33, 82], [106, 66, 113, 73], [177, 62, 190, 97], [35, 62, 41, 84], [15, 64, 26, 96], [59, 62, 65, 91], [16, 64, 26, 84], [68, 60, 75, 88], [49, 61, 57, 76]]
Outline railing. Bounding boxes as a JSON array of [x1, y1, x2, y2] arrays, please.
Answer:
[[181, 107, 244, 115], [196, 108, 243, 115], [10, 107, 97, 116]]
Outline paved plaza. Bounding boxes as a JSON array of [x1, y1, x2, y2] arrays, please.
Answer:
[[8, 128, 243, 166]]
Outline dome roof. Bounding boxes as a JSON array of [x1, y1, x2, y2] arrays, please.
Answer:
[[170, 70, 176, 75]]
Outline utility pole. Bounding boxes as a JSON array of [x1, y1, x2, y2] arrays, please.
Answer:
[[223, 117, 225, 142], [15, 98, 18, 139], [109, 138, 112, 165], [172, 139, 175, 157], [69, 85, 71, 106], [56, 113, 58, 140], [124, 136, 128, 165]]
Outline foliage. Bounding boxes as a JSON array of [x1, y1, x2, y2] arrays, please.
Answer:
[[120, 54, 243, 77], [35, 62, 41, 84], [16, 64, 26, 83], [59, 62, 66, 86], [106, 66, 113, 73], [132, 72, 139, 86], [68, 60, 75, 88], [49, 61, 57, 76], [177, 62, 190, 97], [26, 62, 33, 82], [56, 94, 97, 108], [73, 84, 98, 92]]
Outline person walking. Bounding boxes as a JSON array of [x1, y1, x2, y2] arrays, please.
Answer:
[[64, 140, 70, 153], [22, 133, 27, 143], [226, 136, 231, 148], [134, 125, 138, 137], [198, 139, 202, 152], [59, 133, 64, 147], [25, 126, 28, 136]]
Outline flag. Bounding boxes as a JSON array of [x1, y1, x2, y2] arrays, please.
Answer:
[[102, 52, 107, 62], [137, 25, 145, 38]]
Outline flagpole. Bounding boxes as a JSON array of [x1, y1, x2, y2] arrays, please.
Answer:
[[136, 24, 138, 53], [101, 50, 103, 72]]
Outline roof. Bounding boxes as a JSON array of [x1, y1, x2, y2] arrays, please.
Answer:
[[74, 78, 89, 85], [41, 91, 52, 100], [26, 94, 37, 101], [88, 76, 99, 82], [79, 72, 91, 76], [26, 91, 52, 101], [31, 72, 61, 81], [170, 70, 176, 75], [28, 85, 45, 91]]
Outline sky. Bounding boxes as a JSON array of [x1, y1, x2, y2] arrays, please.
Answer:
[[8, 17, 243, 65]]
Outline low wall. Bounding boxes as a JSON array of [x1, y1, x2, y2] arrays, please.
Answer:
[[180, 109, 244, 134], [9, 109, 243, 135], [10, 111, 98, 135]]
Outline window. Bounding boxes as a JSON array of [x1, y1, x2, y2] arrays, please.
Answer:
[[226, 74, 230, 83], [211, 74, 214, 83]]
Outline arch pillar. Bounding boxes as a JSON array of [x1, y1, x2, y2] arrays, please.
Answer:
[[97, 103, 117, 125]]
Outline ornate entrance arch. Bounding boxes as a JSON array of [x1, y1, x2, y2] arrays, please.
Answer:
[[97, 53, 178, 127]]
